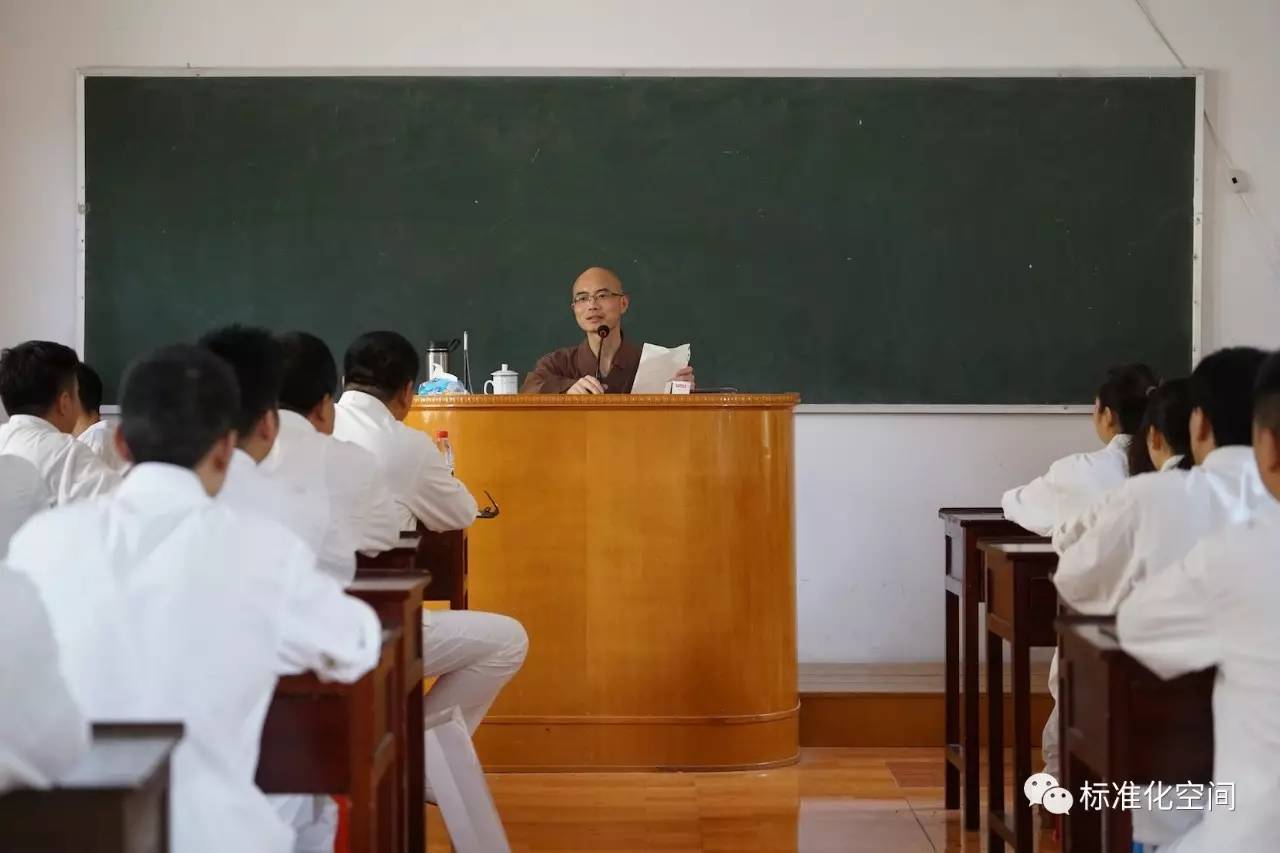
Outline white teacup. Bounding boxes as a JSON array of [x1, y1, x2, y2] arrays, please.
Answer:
[[484, 364, 519, 395]]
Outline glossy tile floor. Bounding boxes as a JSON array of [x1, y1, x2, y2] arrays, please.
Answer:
[[427, 748, 1060, 852]]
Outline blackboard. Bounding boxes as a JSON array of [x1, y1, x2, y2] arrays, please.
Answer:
[[84, 74, 1197, 403]]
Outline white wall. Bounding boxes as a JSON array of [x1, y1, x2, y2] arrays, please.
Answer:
[[2, 0, 1277, 661]]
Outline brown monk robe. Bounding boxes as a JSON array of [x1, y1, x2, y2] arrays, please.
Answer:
[[521, 334, 644, 394], [521, 267, 694, 395]]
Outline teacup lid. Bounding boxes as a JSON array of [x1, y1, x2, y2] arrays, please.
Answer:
[[493, 364, 517, 376]]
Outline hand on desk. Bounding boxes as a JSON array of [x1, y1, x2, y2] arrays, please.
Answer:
[[567, 376, 606, 395]]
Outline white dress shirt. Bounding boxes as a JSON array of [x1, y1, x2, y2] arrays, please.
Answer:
[[6, 463, 382, 853], [262, 410, 402, 584], [1118, 500, 1280, 852], [0, 454, 51, 558], [76, 418, 128, 472], [0, 565, 89, 794], [1053, 446, 1269, 615], [333, 390, 477, 532], [0, 414, 120, 505], [220, 447, 330, 569], [1001, 435, 1131, 536]]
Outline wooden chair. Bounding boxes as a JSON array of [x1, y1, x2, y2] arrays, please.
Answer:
[[256, 630, 401, 853]]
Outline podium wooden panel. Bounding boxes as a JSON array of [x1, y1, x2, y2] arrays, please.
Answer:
[[407, 393, 800, 771]]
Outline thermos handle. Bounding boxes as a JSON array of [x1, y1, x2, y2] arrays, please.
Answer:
[[448, 338, 461, 352]]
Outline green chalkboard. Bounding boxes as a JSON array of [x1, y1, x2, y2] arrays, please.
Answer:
[[85, 75, 1196, 403]]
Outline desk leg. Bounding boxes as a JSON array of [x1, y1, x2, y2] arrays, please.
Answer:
[[945, 583, 960, 811], [1103, 799, 1132, 853], [988, 628, 1005, 853], [1064, 752, 1101, 853], [963, 569, 982, 830], [1012, 621, 1033, 853], [408, 683, 426, 852]]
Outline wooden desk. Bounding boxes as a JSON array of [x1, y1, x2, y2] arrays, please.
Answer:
[[939, 507, 1027, 829], [349, 576, 429, 853], [257, 630, 401, 853], [981, 538, 1057, 853], [408, 393, 799, 771], [1058, 622, 1213, 853], [356, 530, 466, 609], [0, 722, 182, 853]]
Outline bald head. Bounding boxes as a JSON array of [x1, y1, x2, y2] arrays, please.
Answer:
[[572, 267, 623, 295]]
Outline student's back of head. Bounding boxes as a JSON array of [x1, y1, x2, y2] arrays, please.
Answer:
[[1127, 378, 1194, 475], [1095, 363, 1159, 442], [75, 363, 104, 417], [342, 331, 420, 418], [1252, 350, 1280, 502], [277, 331, 339, 433], [1189, 346, 1267, 463], [0, 341, 82, 432], [118, 345, 240, 493], [198, 325, 284, 461]]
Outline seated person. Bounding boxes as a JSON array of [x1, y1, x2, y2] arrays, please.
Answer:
[[72, 362, 127, 472], [1001, 362, 1157, 535], [199, 326, 330, 568], [0, 564, 89, 793], [521, 266, 695, 394], [6, 344, 382, 853], [1122, 378, 1195, 477], [0, 341, 121, 503], [334, 331, 528, 756], [0, 454, 50, 558], [264, 331, 403, 585], [1116, 348, 1280, 852]]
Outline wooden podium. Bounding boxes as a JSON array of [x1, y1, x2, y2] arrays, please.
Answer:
[[407, 393, 800, 771]]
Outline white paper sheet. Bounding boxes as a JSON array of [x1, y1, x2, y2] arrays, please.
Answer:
[[632, 342, 691, 394]]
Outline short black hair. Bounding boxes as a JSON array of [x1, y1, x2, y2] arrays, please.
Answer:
[[1189, 346, 1267, 447], [277, 331, 338, 414], [0, 340, 80, 417], [1127, 378, 1194, 475], [119, 345, 240, 468], [76, 363, 105, 415], [197, 325, 284, 436], [1097, 363, 1160, 435], [343, 331, 419, 401], [1252, 350, 1280, 438]]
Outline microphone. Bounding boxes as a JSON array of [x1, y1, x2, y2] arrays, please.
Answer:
[[595, 325, 611, 388]]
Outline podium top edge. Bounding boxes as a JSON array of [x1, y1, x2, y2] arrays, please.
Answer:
[[411, 393, 800, 410]]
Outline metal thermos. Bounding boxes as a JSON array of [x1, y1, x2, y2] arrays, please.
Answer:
[[425, 339, 461, 379]]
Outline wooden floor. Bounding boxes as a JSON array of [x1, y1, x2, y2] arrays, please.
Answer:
[[426, 747, 1059, 852]]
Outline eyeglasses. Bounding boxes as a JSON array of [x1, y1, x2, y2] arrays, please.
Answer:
[[571, 290, 624, 308]]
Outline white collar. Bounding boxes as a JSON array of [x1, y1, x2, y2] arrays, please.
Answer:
[[338, 390, 397, 426], [1159, 454, 1185, 472], [116, 462, 212, 509], [1200, 445, 1257, 474], [4, 414, 61, 435], [277, 409, 318, 435], [1108, 434, 1132, 452], [230, 447, 260, 472]]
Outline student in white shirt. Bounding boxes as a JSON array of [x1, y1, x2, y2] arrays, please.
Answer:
[[0, 454, 50, 557], [0, 341, 121, 504], [72, 362, 127, 472], [1054, 348, 1269, 614], [6, 345, 382, 853], [1123, 378, 1194, 478], [1002, 363, 1158, 535], [198, 326, 330, 565], [1116, 349, 1280, 852], [263, 332, 402, 584], [334, 332, 528, 755], [0, 564, 89, 794]]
